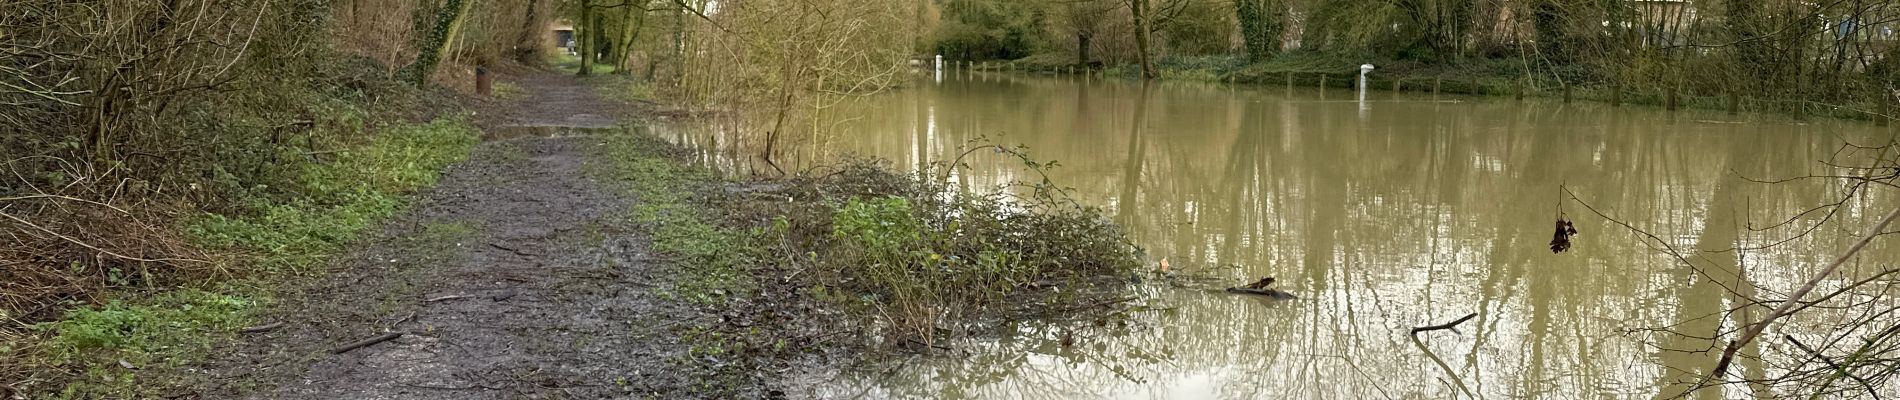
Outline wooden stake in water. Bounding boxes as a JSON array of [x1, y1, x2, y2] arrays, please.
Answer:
[[1392, 79, 1402, 92], [1611, 85, 1622, 106], [1727, 91, 1740, 115], [1666, 87, 1679, 111], [1433, 78, 1441, 96]]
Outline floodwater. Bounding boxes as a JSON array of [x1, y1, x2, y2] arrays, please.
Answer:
[[655, 72, 1900, 399]]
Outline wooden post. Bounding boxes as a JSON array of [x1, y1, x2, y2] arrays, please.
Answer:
[[1727, 91, 1740, 115], [1881, 96, 1893, 127], [1319, 74, 1328, 88], [1666, 87, 1680, 111], [1433, 78, 1441, 96], [1392, 78, 1402, 92], [1561, 84, 1571, 103], [475, 66, 492, 96], [1611, 85, 1622, 106], [1515, 80, 1525, 101], [1286, 72, 1293, 89]]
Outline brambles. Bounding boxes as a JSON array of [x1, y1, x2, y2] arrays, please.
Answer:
[[754, 151, 1142, 345]]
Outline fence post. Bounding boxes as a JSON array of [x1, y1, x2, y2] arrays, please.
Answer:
[[475, 66, 492, 96], [1666, 87, 1679, 111]]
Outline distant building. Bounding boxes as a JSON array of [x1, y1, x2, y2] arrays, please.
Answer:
[[552, 20, 575, 54]]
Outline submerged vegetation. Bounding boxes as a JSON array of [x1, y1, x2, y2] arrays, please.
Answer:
[[768, 155, 1142, 344], [601, 131, 1141, 350]]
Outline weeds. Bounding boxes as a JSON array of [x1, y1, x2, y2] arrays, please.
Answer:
[[188, 117, 479, 271], [4, 116, 477, 398], [597, 133, 756, 306], [750, 143, 1143, 346]]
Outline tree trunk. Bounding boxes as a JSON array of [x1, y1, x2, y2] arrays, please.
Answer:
[[672, 1, 686, 84], [1130, 0, 1156, 79], [1077, 33, 1092, 68], [577, 0, 595, 76], [1235, 0, 1268, 61], [614, 1, 649, 74], [400, 0, 475, 85], [514, 0, 546, 64]]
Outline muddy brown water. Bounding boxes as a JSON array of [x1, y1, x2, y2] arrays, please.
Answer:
[[655, 73, 1900, 399]]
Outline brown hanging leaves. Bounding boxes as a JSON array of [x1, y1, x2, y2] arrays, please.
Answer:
[[1549, 218, 1579, 253]]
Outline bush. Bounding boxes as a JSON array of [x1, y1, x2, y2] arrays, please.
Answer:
[[762, 147, 1141, 344]]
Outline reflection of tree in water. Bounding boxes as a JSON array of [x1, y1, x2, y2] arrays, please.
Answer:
[[666, 74, 1896, 398]]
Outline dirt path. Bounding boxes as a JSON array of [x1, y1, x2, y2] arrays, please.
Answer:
[[195, 74, 717, 399]]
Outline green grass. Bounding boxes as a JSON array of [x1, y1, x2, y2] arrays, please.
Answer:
[[596, 133, 755, 306], [550, 53, 618, 76], [188, 117, 479, 271], [593, 129, 775, 396], [23, 116, 478, 399]]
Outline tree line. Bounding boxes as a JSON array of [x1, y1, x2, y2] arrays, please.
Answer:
[[930, 0, 1900, 109]]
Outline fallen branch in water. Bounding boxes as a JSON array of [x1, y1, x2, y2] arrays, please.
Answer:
[[332, 331, 404, 354], [1410, 313, 1478, 336], [1784, 335, 1883, 400], [1708, 206, 1900, 385], [1408, 332, 1477, 398]]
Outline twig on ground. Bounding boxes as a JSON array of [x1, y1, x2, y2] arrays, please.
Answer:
[[426, 294, 471, 302], [488, 242, 536, 256], [1410, 313, 1479, 336], [238, 322, 285, 333], [0, 210, 208, 264], [332, 331, 405, 354]]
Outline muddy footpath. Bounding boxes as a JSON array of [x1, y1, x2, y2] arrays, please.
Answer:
[[182, 73, 800, 399]]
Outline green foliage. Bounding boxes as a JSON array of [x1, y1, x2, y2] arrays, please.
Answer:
[[770, 151, 1142, 343], [1158, 0, 1235, 56], [400, 0, 476, 85], [600, 135, 756, 305], [34, 289, 255, 398], [933, 0, 1051, 60], [189, 117, 479, 270]]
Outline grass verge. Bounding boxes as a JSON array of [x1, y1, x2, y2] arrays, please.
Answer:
[[5, 117, 478, 399]]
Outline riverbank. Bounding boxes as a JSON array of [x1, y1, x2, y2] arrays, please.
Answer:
[[982, 53, 1897, 122], [5, 63, 1146, 397]]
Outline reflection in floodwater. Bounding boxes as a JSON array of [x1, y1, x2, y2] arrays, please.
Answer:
[[653, 73, 1900, 399]]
